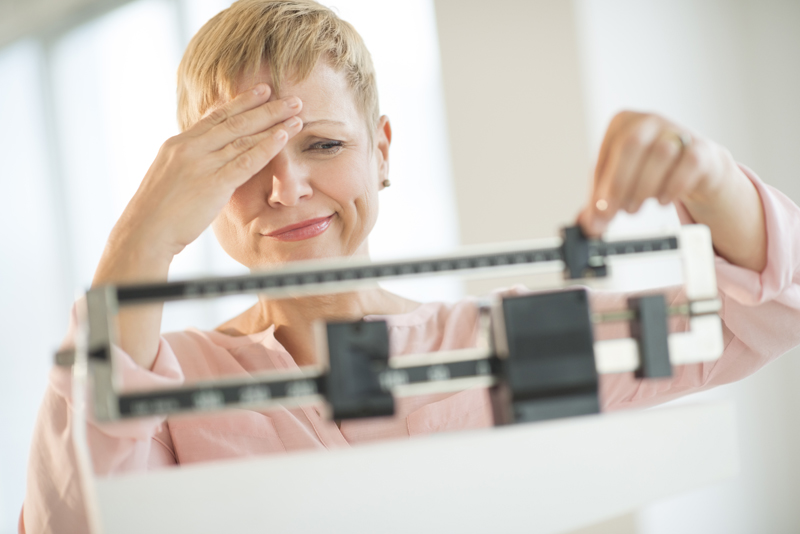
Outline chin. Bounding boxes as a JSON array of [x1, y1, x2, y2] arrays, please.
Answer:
[[248, 246, 348, 270]]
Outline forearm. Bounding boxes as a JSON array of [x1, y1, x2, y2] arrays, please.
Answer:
[[682, 161, 768, 273], [92, 219, 174, 370]]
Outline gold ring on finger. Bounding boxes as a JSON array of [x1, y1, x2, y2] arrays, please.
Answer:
[[672, 131, 692, 151]]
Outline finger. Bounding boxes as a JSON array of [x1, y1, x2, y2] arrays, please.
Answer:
[[592, 116, 662, 225], [203, 96, 303, 152], [593, 111, 640, 190], [188, 83, 272, 136], [581, 112, 640, 236], [657, 139, 708, 205], [626, 131, 683, 212], [217, 116, 304, 188], [577, 205, 600, 237], [215, 115, 303, 164]]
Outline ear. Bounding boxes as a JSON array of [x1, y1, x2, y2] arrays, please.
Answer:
[[375, 115, 392, 188]]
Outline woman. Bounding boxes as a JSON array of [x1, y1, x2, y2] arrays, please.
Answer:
[[21, 0, 800, 532]]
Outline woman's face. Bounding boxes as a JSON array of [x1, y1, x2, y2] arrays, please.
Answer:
[[212, 61, 390, 269]]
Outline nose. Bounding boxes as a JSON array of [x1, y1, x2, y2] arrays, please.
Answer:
[[266, 151, 313, 208]]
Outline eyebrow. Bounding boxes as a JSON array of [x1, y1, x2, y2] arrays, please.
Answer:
[[301, 119, 347, 131]]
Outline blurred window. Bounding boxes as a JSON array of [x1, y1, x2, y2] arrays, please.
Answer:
[[0, 38, 64, 532]]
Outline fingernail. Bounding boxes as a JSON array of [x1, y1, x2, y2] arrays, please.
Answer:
[[275, 129, 288, 141], [286, 97, 301, 109], [285, 116, 302, 128], [253, 84, 267, 95]]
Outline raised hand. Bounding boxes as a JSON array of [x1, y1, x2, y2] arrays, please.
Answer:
[[578, 110, 766, 273], [116, 83, 304, 260], [92, 83, 303, 369]]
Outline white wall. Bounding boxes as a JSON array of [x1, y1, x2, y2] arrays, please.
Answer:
[[434, 0, 591, 296], [0, 40, 66, 532]]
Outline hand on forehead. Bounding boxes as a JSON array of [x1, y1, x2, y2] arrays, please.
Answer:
[[232, 62, 359, 124]]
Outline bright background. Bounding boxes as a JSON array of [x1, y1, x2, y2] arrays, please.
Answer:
[[1, 1, 799, 533]]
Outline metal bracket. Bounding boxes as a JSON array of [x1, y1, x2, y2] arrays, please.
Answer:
[[321, 320, 394, 420], [629, 294, 672, 379], [492, 288, 600, 424]]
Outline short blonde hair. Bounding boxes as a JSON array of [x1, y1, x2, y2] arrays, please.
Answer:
[[176, 0, 379, 133]]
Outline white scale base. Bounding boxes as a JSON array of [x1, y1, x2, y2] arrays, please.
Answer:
[[91, 401, 737, 534]]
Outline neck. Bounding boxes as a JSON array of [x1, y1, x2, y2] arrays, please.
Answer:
[[258, 286, 400, 329], [217, 243, 419, 365]]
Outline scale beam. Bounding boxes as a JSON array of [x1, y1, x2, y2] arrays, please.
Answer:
[[113, 232, 678, 305], [60, 225, 722, 426]]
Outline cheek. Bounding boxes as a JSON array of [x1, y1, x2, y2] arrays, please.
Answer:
[[358, 181, 380, 229], [211, 182, 262, 262], [227, 175, 264, 215], [322, 161, 378, 243], [212, 199, 250, 246], [211, 207, 238, 259], [320, 154, 377, 212]]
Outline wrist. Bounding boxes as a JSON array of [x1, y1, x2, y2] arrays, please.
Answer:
[[93, 226, 175, 287], [681, 160, 767, 273], [681, 150, 745, 218]]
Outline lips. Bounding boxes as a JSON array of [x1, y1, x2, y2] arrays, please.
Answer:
[[263, 215, 335, 242]]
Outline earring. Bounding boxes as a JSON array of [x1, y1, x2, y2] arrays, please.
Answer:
[[382, 179, 391, 188]]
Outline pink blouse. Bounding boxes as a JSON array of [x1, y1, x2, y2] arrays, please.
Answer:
[[20, 167, 800, 533]]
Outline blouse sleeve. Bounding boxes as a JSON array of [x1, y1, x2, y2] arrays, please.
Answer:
[[20, 304, 184, 534], [601, 165, 800, 410]]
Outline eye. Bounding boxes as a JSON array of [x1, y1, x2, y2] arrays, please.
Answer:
[[308, 140, 343, 154]]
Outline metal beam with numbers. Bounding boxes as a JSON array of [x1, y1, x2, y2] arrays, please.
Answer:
[[62, 225, 722, 424]]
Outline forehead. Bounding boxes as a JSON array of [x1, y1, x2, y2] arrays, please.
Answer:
[[234, 61, 359, 123]]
